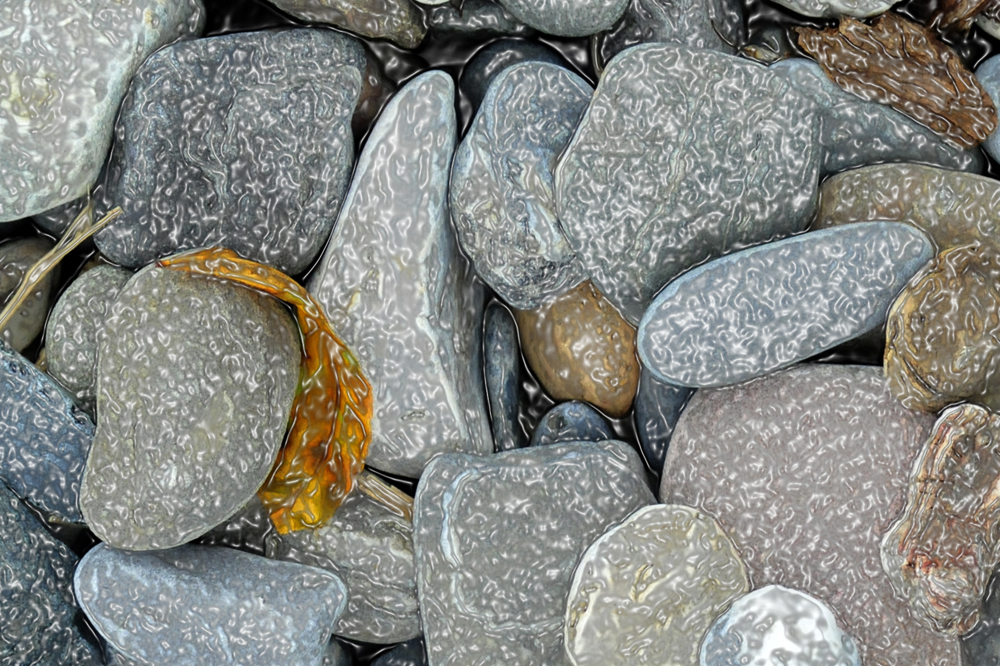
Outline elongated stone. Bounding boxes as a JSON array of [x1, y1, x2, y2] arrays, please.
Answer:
[[496, 0, 628, 36], [637, 223, 932, 388], [556, 44, 821, 324], [414, 441, 653, 666], [484, 302, 527, 452], [459, 40, 562, 111], [264, 0, 426, 49], [308, 71, 492, 479], [0, 236, 57, 352], [530, 401, 613, 447], [632, 369, 691, 475]]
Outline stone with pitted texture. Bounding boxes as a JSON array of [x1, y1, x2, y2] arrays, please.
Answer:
[[495, 0, 628, 36], [632, 369, 692, 476], [485, 302, 527, 452], [264, 0, 425, 48], [0, 236, 56, 352], [530, 401, 613, 447]]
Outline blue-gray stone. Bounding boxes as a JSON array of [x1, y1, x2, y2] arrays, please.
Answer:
[[0, 236, 57, 352], [414, 441, 653, 666], [496, 0, 628, 36], [485, 302, 527, 452], [556, 44, 822, 325], [977, 55, 1000, 165], [428, 1, 535, 40], [451, 62, 590, 310], [530, 401, 613, 447], [196, 495, 274, 556], [371, 637, 428, 666], [75, 544, 347, 666], [264, 0, 426, 49], [638, 223, 933, 388], [459, 40, 564, 112], [632, 369, 692, 475], [95, 29, 365, 276]]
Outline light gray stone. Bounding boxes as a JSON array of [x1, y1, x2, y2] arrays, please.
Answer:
[[0, 236, 56, 352], [768, 0, 894, 18], [496, 0, 628, 36], [977, 55, 1000, 165]]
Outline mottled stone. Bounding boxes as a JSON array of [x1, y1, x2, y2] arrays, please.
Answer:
[[565, 504, 748, 666], [371, 637, 428, 666], [80, 265, 300, 551], [0, 236, 56, 352], [451, 62, 589, 310], [769, 0, 892, 17], [0, 0, 204, 221], [428, 1, 534, 40], [264, 0, 425, 48], [495, 0, 628, 35], [95, 29, 365, 276], [485, 302, 527, 452], [75, 544, 347, 666], [660, 364, 959, 666], [637, 223, 933, 388], [701, 586, 861, 666], [308, 71, 492, 479], [196, 495, 274, 556], [632, 369, 692, 475], [530, 401, 613, 447], [556, 44, 821, 324], [961, 570, 1000, 666], [414, 441, 653, 666]]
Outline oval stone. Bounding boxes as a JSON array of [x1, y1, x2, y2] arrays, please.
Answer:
[[632, 369, 692, 476], [496, 0, 628, 36], [459, 40, 563, 112], [484, 302, 527, 452], [530, 401, 613, 447]]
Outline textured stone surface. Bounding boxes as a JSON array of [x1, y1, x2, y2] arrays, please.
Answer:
[[45, 264, 131, 414], [196, 495, 274, 556], [0, 0, 204, 222], [484, 302, 527, 452], [451, 62, 590, 309], [961, 570, 1000, 666], [769, 0, 891, 16], [80, 265, 300, 551], [496, 0, 628, 36], [414, 441, 653, 666], [530, 401, 613, 447], [660, 364, 959, 666], [637, 223, 933, 388], [459, 40, 562, 111], [371, 637, 428, 666], [308, 71, 492, 479], [265, 0, 426, 48], [0, 236, 56, 352], [428, 1, 534, 40], [556, 44, 821, 324], [632, 369, 692, 476], [978, 55, 1000, 163], [325, 641, 353, 666], [564, 504, 748, 666], [75, 544, 347, 666], [95, 29, 365, 276], [266, 491, 420, 644]]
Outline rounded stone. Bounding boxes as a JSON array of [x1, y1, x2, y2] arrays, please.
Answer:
[[459, 40, 565, 113], [496, 0, 628, 36], [632, 369, 692, 476], [0, 236, 57, 352], [975, 53, 1000, 164], [767, 0, 894, 18], [530, 401, 613, 447], [265, 0, 426, 49], [370, 637, 427, 666]]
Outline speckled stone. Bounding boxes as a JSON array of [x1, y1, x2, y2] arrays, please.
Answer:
[[95, 29, 365, 276], [371, 637, 428, 666], [265, 0, 425, 48], [495, 0, 628, 35], [459, 40, 565, 119], [80, 265, 300, 551], [660, 364, 959, 666], [768, 0, 891, 17], [451, 62, 590, 310], [0, 0, 204, 222], [632, 369, 692, 476], [530, 401, 613, 447], [308, 71, 492, 479], [0, 236, 56, 352], [484, 302, 527, 452], [266, 490, 420, 644], [565, 504, 748, 666], [414, 441, 653, 666], [556, 44, 821, 324], [637, 223, 933, 388], [961, 570, 1000, 666], [75, 544, 347, 666], [428, 1, 534, 40], [45, 264, 131, 414]]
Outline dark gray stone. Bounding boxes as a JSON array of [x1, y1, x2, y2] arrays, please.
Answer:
[[556, 44, 822, 324], [428, 0, 534, 40], [325, 640, 353, 666], [95, 29, 365, 276], [961, 569, 1000, 666], [496, 0, 628, 35], [195, 495, 274, 556], [264, 0, 426, 49], [484, 302, 527, 452], [632, 369, 691, 476], [459, 40, 564, 112], [530, 401, 613, 447], [0, 236, 56, 352], [371, 637, 427, 666]]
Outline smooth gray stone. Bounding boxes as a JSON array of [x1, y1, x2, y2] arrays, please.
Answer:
[[308, 71, 492, 479], [768, 0, 892, 17], [0, 483, 102, 666], [451, 62, 590, 310], [484, 302, 527, 452], [80, 265, 300, 551], [0, 340, 92, 523], [632, 369, 691, 476], [75, 544, 347, 666], [977, 56, 1000, 164], [961, 569, 1000, 666], [459, 40, 564, 112], [266, 491, 420, 644], [0, 236, 56, 352], [773, 59, 982, 176], [414, 441, 653, 666], [637, 223, 933, 388], [45, 264, 132, 414], [530, 401, 613, 446], [196, 495, 274, 556], [264, 0, 426, 49], [556, 44, 822, 325], [95, 29, 365, 276], [496, 0, 628, 36], [371, 637, 427, 666], [0, 0, 204, 222], [428, 0, 535, 39]]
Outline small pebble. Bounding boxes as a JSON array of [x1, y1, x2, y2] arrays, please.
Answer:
[[484, 302, 528, 451], [495, 0, 628, 36], [459, 40, 563, 111], [632, 369, 692, 476], [263, 0, 426, 48], [530, 401, 613, 446]]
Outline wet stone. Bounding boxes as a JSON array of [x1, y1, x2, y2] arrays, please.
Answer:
[[530, 401, 613, 447], [0, 236, 57, 352], [495, 0, 628, 36], [75, 544, 347, 666], [564, 504, 749, 666], [556, 44, 821, 324], [632, 369, 692, 476], [80, 265, 300, 551], [637, 223, 933, 388], [660, 364, 959, 666], [95, 29, 365, 276], [371, 637, 428, 666], [961, 570, 1000, 666], [308, 71, 492, 479], [427, 1, 535, 40], [977, 55, 1000, 163], [769, 0, 891, 17], [451, 62, 590, 310], [459, 41, 562, 112], [264, 0, 426, 49], [414, 441, 653, 666], [484, 302, 528, 452]]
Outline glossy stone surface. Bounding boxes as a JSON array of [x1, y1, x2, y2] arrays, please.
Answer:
[[265, 0, 425, 48], [484, 302, 527, 451], [266, 491, 419, 644], [414, 441, 653, 666], [632, 369, 692, 475], [80, 265, 300, 551], [565, 504, 748, 666], [459, 40, 563, 111], [0, 0, 204, 222], [326, 641, 353, 666], [961, 571, 1000, 665], [196, 495, 274, 556], [451, 62, 590, 309], [978, 55, 1000, 162], [75, 544, 347, 666], [308, 71, 492, 479], [769, 0, 891, 17], [660, 364, 959, 666], [371, 637, 428, 666], [95, 29, 365, 276], [428, 1, 534, 40], [530, 401, 613, 447], [637, 223, 933, 388], [0, 236, 56, 352], [496, 0, 628, 36], [556, 44, 821, 324]]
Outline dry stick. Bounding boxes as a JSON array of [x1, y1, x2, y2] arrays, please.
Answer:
[[355, 469, 414, 522]]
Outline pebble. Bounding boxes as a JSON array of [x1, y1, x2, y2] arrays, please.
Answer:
[[660, 364, 958, 666], [371, 637, 428, 666], [768, 0, 892, 18], [961, 570, 1000, 665], [451, 62, 590, 309], [75, 544, 347, 666], [266, 0, 426, 48], [495, 0, 628, 36], [196, 495, 274, 555], [530, 401, 613, 446], [0, 0, 204, 222], [564, 504, 749, 666], [326, 640, 354, 666], [428, 1, 535, 40], [632, 369, 692, 475], [484, 302, 528, 451], [637, 223, 933, 388], [95, 29, 366, 276], [0, 236, 56, 352], [977, 55, 1000, 163], [414, 441, 653, 666], [556, 44, 821, 324], [80, 265, 300, 551], [308, 71, 492, 479], [459, 40, 563, 111]]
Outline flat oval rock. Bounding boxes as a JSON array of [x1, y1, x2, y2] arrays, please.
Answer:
[[530, 401, 613, 447], [769, 0, 892, 17], [0, 236, 57, 352], [638, 223, 932, 388], [484, 302, 527, 451], [496, 0, 628, 36], [564, 504, 749, 666]]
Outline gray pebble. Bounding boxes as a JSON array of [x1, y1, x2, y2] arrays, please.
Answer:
[[484, 302, 528, 451], [428, 0, 535, 40], [768, 0, 893, 18], [495, 0, 628, 35], [961, 569, 1000, 665], [371, 637, 428, 666], [530, 401, 613, 446], [632, 369, 692, 476], [325, 640, 354, 666], [977, 55, 1000, 165], [459, 40, 564, 112], [195, 495, 274, 556], [0, 236, 56, 352], [264, 0, 426, 48]]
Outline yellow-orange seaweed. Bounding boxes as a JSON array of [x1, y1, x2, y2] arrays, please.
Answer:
[[157, 247, 373, 534]]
